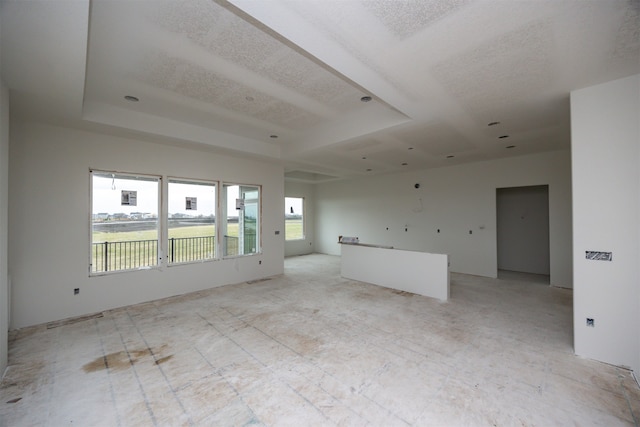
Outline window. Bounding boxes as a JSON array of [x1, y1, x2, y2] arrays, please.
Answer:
[[285, 197, 304, 240], [222, 184, 260, 256], [168, 179, 216, 264], [90, 171, 160, 273], [91, 173, 262, 273]]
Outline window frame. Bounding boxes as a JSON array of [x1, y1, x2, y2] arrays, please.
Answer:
[[167, 177, 218, 266], [285, 196, 305, 241], [221, 182, 262, 258], [89, 169, 162, 276], [89, 172, 264, 276]]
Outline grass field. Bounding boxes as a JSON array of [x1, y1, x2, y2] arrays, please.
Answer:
[[91, 220, 304, 272], [92, 221, 304, 243], [93, 224, 224, 243], [284, 219, 304, 240]]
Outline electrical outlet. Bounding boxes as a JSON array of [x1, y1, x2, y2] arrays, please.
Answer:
[[586, 318, 594, 327], [74, 288, 80, 295]]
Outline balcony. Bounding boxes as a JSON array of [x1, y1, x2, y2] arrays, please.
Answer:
[[91, 234, 257, 273]]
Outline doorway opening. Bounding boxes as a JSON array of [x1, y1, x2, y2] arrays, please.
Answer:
[[496, 185, 550, 284]]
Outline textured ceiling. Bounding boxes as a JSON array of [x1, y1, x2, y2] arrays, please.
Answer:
[[1, 0, 639, 183]]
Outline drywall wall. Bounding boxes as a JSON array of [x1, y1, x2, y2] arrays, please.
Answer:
[[284, 181, 315, 257], [497, 185, 550, 275], [0, 79, 9, 375], [341, 244, 449, 301], [8, 120, 284, 329], [571, 74, 640, 373], [315, 150, 572, 287]]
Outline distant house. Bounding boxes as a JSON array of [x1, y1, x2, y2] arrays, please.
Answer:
[[110, 213, 129, 220]]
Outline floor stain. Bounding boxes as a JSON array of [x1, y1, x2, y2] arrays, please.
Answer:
[[355, 291, 376, 300], [155, 355, 173, 365], [391, 290, 414, 296], [46, 312, 104, 329], [0, 383, 17, 390], [83, 346, 168, 373], [286, 332, 322, 355]]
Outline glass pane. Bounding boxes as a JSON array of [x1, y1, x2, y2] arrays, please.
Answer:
[[168, 180, 216, 263], [223, 184, 239, 256], [241, 185, 259, 254], [285, 197, 304, 240], [91, 172, 159, 273], [223, 184, 260, 256], [241, 187, 259, 200], [243, 199, 258, 254]]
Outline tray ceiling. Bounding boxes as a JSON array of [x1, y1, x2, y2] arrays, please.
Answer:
[[2, 0, 638, 182]]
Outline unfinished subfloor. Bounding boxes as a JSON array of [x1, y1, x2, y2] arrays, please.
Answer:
[[1, 254, 639, 426]]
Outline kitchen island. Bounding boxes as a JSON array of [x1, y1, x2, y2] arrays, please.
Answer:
[[340, 242, 449, 301]]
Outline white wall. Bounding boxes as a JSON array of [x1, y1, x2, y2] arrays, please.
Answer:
[[8, 121, 284, 329], [341, 244, 449, 301], [284, 181, 315, 257], [315, 150, 572, 288], [497, 185, 550, 275], [0, 79, 9, 375], [571, 74, 640, 373]]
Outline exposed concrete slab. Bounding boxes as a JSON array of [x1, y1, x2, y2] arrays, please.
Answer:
[[1, 254, 637, 425]]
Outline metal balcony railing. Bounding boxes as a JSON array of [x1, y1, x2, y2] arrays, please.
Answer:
[[91, 239, 158, 273], [169, 236, 215, 264], [91, 233, 257, 273], [223, 233, 256, 256]]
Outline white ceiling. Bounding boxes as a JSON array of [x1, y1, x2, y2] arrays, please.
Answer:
[[2, 0, 638, 183]]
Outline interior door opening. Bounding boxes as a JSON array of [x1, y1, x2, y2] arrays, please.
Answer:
[[496, 185, 550, 284]]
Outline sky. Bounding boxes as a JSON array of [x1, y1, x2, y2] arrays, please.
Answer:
[[92, 175, 159, 215], [168, 181, 216, 216], [93, 174, 300, 217], [285, 197, 303, 215], [92, 175, 247, 217]]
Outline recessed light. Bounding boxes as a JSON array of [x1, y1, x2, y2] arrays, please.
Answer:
[[270, 135, 278, 139], [401, 162, 408, 166], [124, 95, 139, 102], [360, 96, 372, 102], [488, 121, 500, 126], [506, 145, 516, 149], [446, 155, 455, 158]]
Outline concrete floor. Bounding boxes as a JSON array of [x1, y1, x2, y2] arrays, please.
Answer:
[[1, 254, 639, 426]]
